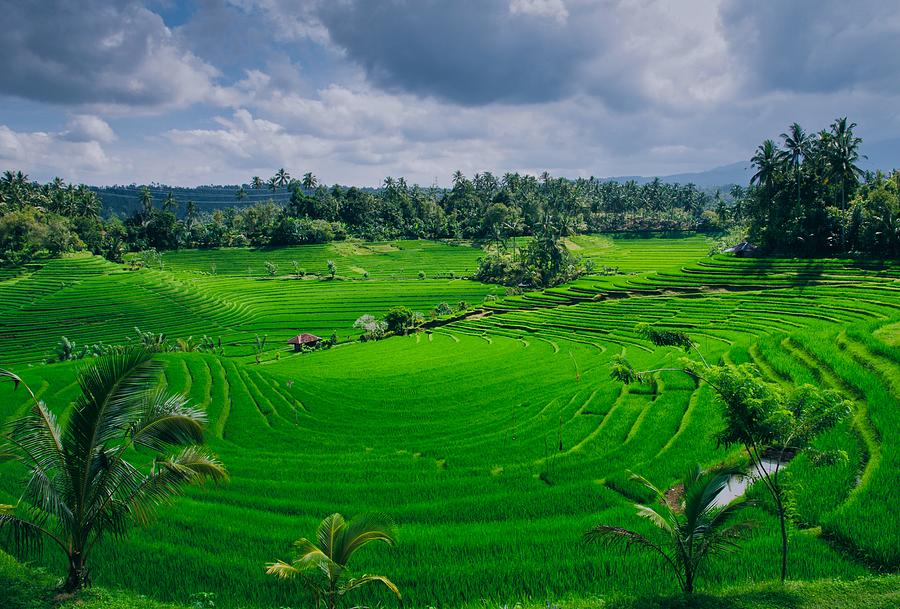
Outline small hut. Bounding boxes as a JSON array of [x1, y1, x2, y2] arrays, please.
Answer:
[[287, 333, 321, 352], [723, 241, 759, 258]]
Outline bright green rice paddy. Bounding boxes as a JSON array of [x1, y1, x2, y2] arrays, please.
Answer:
[[0, 234, 897, 608]]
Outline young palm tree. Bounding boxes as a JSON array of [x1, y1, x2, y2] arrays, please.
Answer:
[[585, 465, 753, 594], [235, 186, 247, 202], [0, 349, 227, 591], [266, 513, 400, 609], [251, 176, 264, 189]]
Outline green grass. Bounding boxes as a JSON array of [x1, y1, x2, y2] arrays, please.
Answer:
[[155, 239, 485, 279], [2, 550, 898, 609], [0, 236, 898, 608]]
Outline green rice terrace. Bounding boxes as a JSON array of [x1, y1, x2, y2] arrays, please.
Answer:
[[1, 234, 898, 608]]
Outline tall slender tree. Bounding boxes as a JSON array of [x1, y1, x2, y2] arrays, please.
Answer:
[[827, 117, 865, 243], [780, 123, 811, 211]]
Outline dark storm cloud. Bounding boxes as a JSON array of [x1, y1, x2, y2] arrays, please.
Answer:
[[0, 0, 220, 108], [315, 0, 615, 106], [720, 0, 900, 95]]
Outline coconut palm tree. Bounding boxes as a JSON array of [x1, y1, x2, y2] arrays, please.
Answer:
[[0, 350, 227, 591], [585, 465, 753, 594], [268, 176, 279, 193], [235, 186, 247, 202], [251, 176, 263, 190], [780, 123, 811, 210], [750, 139, 781, 191], [162, 192, 178, 213], [274, 168, 290, 189], [139, 186, 153, 217], [302, 172, 318, 190], [266, 513, 400, 609], [827, 117, 865, 243]]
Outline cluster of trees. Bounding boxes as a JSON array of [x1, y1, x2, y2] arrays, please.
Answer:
[[353, 301, 473, 341], [0, 171, 118, 263], [1, 167, 728, 265], [49, 329, 224, 363], [744, 118, 899, 256]]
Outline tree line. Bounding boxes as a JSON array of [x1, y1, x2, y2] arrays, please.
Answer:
[[1, 168, 726, 265]]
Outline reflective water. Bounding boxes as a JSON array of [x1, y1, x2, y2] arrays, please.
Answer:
[[714, 457, 784, 507]]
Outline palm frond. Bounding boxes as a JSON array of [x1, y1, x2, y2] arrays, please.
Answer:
[[584, 524, 668, 559], [317, 513, 346, 560], [0, 367, 24, 390], [0, 509, 65, 554], [129, 389, 206, 451], [4, 400, 65, 474], [66, 349, 159, 463], [127, 447, 226, 525], [337, 514, 397, 564], [341, 574, 401, 600], [266, 559, 300, 579], [635, 504, 672, 533]]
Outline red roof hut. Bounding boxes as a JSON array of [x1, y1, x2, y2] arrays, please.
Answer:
[[287, 333, 321, 352]]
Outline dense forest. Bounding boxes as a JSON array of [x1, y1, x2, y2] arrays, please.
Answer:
[[1, 117, 897, 268]]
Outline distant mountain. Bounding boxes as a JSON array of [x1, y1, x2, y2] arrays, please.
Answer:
[[602, 162, 750, 188], [601, 136, 900, 189]]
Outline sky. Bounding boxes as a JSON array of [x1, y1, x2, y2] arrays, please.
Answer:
[[0, 0, 898, 187]]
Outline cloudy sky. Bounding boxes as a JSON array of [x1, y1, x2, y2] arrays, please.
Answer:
[[1, 0, 898, 187]]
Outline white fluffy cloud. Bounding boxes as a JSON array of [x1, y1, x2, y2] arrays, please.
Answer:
[[3, 0, 900, 186], [0, 125, 113, 180], [61, 115, 117, 144]]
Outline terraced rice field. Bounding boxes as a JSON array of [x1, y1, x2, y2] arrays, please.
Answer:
[[0, 235, 897, 608], [158, 239, 486, 279]]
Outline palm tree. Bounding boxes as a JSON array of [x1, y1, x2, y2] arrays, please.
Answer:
[[0, 349, 227, 591], [827, 117, 865, 244], [266, 513, 400, 609], [268, 176, 279, 194], [302, 172, 318, 190], [139, 186, 153, 217], [451, 170, 465, 186], [585, 465, 753, 594], [235, 186, 247, 202], [251, 176, 263, 190], [274, 168, 290, 189], [780, 123, 811, 210], [162, 191, 178, 213], [750, 139, 781, 191]]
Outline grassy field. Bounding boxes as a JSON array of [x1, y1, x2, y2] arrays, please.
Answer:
[[4, 550, 898, 609], [0, 235, 897, 608]]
